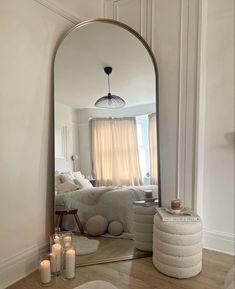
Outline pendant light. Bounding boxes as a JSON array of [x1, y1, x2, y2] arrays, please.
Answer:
[[94, 66, 126, 108]]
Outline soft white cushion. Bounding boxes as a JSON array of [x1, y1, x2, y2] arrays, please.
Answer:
[[108, 221, 123, 236], [75, 178, 93, 189], [86, 216, 108, 236], [73, 171, 85, 182], [73, 171, 93, 189], [60, 172, 75, 183], [57, 181, 79, 193]]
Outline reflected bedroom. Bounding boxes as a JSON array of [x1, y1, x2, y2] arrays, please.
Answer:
[[54, 20, 160, 266]]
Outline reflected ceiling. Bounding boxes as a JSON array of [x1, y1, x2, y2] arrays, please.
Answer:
[[55, 22, 155, 108]]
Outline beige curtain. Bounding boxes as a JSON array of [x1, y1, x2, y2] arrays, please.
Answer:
[[149, 113, 158, 185], [90, 117, 142, 186]]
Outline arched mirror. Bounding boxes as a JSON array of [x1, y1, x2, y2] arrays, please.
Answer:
[[54, 19, 161, 266]]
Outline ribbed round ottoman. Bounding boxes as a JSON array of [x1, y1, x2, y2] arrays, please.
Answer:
[[133, 202, 157, 251], [153, 213, 202, 278]]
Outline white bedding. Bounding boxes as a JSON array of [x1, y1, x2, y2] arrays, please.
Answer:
[[56, 185, 158, 234]]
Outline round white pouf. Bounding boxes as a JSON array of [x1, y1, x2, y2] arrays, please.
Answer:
[[133, 203, 157, 251], [86, 216, 108, 236], [153, 213, 202, 279], [108, 221, 123, 236]]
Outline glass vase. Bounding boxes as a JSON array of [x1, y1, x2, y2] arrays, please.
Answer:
[[50, 233, 62, 250], [39, 253, 56, 287], [50, 239, 63, 275], [61, 246, 76, 280], [61, 231, 73, 248]]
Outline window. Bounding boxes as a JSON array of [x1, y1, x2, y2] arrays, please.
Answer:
[[136, 115, 150, 183]]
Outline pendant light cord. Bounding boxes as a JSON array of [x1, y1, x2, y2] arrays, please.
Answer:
[[108, 74, 111, 94]]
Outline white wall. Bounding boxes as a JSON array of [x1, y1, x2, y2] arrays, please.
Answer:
[[55, 102, 79, 172], [0, 1, 73, 287], [73, 103, 155, 176], [36, 0, 199, 209], [1, 0, 233, 287], [46, 0, 105, 21], [200, 0, 234, 254]]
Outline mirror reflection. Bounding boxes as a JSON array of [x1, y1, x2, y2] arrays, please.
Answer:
[[54, 20, 159, 266]]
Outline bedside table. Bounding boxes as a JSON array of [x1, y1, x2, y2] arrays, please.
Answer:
[[89, 179, 96, 187]]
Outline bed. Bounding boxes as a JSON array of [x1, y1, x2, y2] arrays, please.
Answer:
[[55, 181, 158, 234]]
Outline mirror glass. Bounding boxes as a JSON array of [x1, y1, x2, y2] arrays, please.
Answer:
[[54, 20, 160, 266]]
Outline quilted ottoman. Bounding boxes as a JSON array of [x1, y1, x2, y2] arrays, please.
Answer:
[[133, 201, 158, 251], [153, 213, 202, 278]]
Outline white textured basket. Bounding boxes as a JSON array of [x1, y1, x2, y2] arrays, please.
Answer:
[[133, 204, 157, 251], [153, 213, 202, 279]]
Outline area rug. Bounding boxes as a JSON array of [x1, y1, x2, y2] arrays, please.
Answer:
[[72, 236, 100, 255], [74, 280, 118, 289], [102, 232, 133, 239]]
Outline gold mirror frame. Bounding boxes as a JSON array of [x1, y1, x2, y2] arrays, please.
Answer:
[[53, 18, 161, 266]]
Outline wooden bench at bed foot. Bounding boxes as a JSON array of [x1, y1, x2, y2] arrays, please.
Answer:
[[55, 208, 84, 235]]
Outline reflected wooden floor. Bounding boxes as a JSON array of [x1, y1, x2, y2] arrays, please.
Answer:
[[76, 236, 151, 266], [7, 249, 235, 289]]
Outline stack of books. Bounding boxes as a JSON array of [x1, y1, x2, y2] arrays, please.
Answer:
[[133, 199, 159, 207], [156, 207, 200, 222]]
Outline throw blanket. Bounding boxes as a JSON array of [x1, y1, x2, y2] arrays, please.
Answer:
[[56, 185, 158, 234]]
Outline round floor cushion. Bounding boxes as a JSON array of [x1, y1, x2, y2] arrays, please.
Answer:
[[74, 280, 118, 289], [86, 216, 108, 236], [108, 221, 123, 236]]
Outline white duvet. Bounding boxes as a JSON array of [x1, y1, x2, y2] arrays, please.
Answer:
[[56, 185, 158, 234]]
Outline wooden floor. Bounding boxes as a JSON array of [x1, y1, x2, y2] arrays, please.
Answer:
[[7, 249, 234, 289], [77, 236, 151, 266]]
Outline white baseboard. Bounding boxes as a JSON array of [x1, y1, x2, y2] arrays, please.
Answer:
[[203, 229, 235, 255], [0, 242, 49, 289]]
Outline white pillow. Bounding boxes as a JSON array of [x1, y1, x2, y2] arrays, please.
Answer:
[[57, 181, 79, 194], [75, 178, 93, 189], [73, 171, 84, 180], [60, 172, 75, 183]]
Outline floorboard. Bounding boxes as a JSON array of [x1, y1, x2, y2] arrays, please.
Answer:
[[77, 236, 151, 266], [7, 249, 234, 289]]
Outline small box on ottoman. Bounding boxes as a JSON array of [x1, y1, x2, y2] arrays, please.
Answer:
[[153, 208, 202, 279]]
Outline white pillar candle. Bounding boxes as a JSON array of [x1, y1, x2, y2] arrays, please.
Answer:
[[50, 253, 57, 273], [40, 260, 51, 284], [65, 248, 76, 279], [52, 243, 62, 272], [63, 236, 72, 247]]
